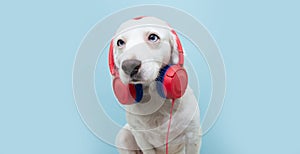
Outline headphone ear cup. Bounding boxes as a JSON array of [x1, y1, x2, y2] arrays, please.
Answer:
[[163, 65, 188, 99], [112, 77, 135, 105], [112, 77, 143, 105]]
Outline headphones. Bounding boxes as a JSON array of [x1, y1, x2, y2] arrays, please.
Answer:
[[109, 28, 188, 105]]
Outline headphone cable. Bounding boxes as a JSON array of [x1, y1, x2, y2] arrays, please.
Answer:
[[166, 98, 175, 154]]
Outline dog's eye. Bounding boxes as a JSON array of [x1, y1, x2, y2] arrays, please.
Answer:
[[117, 39, 125, 47], [148, 34, 160, 42]]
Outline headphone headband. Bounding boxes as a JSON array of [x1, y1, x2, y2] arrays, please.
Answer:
[[171, 29, 184, 66], [108, 40, 117, 76]]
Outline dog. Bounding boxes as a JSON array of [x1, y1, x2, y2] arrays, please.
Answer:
[[111, 16, 201, 154]]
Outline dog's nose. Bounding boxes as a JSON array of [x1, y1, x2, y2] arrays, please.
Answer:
[[121, 59, 142, 77]]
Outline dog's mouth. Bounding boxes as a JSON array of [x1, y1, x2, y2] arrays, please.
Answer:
[[128, 68, 161, 84], [129, 79, 146, 84], [129, 76, 156, 84], [129, 73, 146, 84]]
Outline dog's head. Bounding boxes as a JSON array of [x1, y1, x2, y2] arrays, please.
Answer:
[[111, 16, 180, 85]]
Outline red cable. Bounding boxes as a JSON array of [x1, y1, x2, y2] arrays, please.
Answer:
[[166, 99, 175, 154]]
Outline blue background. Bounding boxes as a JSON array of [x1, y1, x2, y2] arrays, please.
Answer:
[[0, 0, 299, 154]]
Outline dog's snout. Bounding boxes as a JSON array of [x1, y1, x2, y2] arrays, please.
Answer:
[[122, 59, 142, 77]]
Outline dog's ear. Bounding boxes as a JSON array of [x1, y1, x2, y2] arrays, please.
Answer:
[[169, 32, 179, 65]]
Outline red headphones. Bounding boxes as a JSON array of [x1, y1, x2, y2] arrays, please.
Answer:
[[109, 28, 188, 105]]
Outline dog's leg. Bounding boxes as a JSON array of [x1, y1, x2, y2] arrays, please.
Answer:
[[184, 131, 202, 154], [130, 132, 156, 154], [140, 149, 156, 154], [115, 124, 142, 154], [185, 142, 201, 154], [134, 140, 156, 154]]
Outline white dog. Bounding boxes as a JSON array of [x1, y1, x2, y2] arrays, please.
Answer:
[[113, 16, 201, 154]]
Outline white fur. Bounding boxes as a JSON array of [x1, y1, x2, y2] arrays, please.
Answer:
[[113, 17, 201, 154]]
